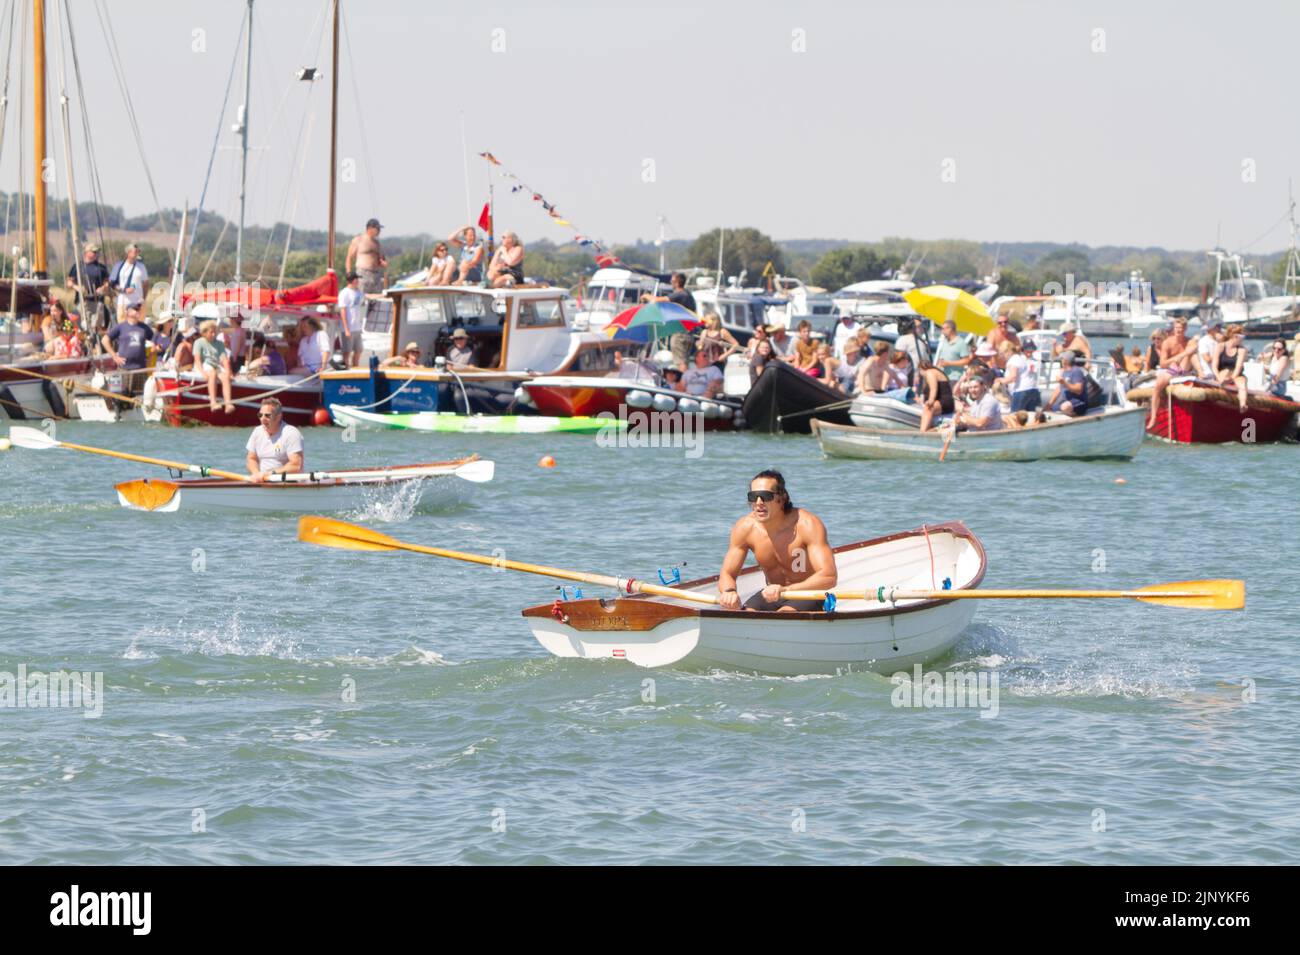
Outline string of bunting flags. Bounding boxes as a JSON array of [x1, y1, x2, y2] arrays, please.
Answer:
[[478, 151, 620, 266]]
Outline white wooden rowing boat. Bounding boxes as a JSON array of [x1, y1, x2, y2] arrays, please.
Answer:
[[114, 457, 493, 514], [812, 406, 1147, 461], [521, 522, 986, 675]]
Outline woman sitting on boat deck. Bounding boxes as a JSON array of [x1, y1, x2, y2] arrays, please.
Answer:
[[1264, 339, 1292, 396], [40, 301, 72, 349], [292, 316, 333, 375], [46, 310, 86, 360], [487, 232, 525, 288], [243, 331, 287, 377], [917, 359, 954, 432], [448, 226, 485, 285], [1212, 324, 1250, 413], [195, 319, 236, 414], [427, 242, 457, 286], [381, 341, 424, 369], [696, 313, 742, 368], [748, 339, 776, 386]]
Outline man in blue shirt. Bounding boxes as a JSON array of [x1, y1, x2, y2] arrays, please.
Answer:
[[1047, 350, 1088, 416]]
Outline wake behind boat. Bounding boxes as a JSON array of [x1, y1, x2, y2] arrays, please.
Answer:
[[115, 457, 493, 514]]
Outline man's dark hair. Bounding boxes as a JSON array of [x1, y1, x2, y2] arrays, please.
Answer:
[[671, 272, 686, 288], [751, 469, 793, 513]]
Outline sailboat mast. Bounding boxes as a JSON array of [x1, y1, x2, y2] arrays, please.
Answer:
[[235, 0, 253, 283], [326, 0, 339, 274], [32, 0, 47, 277]]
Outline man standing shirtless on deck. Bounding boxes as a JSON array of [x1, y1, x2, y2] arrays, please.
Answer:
[[717, 470, 838, 612], [346, 218, 388, 294]]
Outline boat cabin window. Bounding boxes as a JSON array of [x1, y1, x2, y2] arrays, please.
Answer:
[[403, 296, 448, 326], [583, 285, 644, 313], [451, 294, 493, 324], [516, 298, 566, 328], [363, 298, 393, 334]]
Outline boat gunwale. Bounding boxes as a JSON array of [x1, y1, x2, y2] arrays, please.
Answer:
[[122, 455, 480, 489], [813, 405, 1146, 442], [521, 521, 987, 625]]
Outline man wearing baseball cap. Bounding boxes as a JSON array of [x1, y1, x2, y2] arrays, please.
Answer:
[[67, 242, 112, 331], [346, 217, 387, 294], [337, 271, 366, 366]]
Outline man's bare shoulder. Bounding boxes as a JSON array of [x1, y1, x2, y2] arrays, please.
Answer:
[[795, 508, 829, 538], [730, 513, 757, 539]]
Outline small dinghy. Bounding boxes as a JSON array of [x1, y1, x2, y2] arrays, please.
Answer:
[[115, 457, 494, 514], [522, 522, 987, 675]]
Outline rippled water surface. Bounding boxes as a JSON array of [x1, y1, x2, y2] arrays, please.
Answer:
[[1, 419, 1296, 864]]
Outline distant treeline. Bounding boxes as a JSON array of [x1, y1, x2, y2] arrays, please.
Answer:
[[2, 191, 1287, 297]]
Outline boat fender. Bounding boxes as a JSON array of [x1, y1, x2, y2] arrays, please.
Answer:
[[549, 599, 570, 625], [651, 393, 677, 413], [141, 374, 160, 414], [700, 401, 721, 419], [717, 403, 734, 419], [656, 566, 682, 586], [514, 386, 535, 407], [625, 390, 654, 409], [677, 397, 701, 415], [822, 593, 837, 613]]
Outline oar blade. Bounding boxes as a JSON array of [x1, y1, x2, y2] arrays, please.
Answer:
[[1134, 579, 1245, 611], [297, 515, 401, 553], [115, 479, 181, 512], [8, 426, 57, 450], [452, 458, 495, 484]]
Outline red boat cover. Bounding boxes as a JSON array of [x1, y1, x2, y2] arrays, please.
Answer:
[[181, 271, 338, 308]]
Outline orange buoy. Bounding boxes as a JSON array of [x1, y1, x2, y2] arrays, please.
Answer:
[[1115, 477, 1127, 485], [313, 408, 332, 426], [538, 455, 556, 468]]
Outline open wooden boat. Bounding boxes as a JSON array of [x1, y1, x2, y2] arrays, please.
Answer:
[[115, 456, 493, 514], [1125, 380, 1300, 443], [811, 406, 1147, 461], [521, 521, 986, 675], [329, 403, 621, 434]]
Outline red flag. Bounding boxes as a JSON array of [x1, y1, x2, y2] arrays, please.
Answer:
[[477, 202, 492, 234], [595, 253, 621, 268]]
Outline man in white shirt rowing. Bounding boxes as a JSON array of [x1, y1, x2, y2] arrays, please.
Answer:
[[245, 398, 305, 483]]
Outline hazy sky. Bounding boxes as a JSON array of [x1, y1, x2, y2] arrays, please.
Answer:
[[4, 0, 1299, 255]]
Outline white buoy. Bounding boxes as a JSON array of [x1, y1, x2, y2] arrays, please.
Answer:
[[0, 437, 11, 451]]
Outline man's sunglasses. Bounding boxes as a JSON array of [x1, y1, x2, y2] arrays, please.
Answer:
[[258, 412, 278, 419], [747, 490, 778, 503]]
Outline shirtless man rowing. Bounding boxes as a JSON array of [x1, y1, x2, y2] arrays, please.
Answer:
[[718, 470, 838, 612]]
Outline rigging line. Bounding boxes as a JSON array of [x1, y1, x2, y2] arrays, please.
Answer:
[[240, 0, 328, 283], [1235, 208, 1291, 254], [184, 8, 247, 278], [90, 0, 165, 230], [340, 2, 380, 217], [255, 82, 318, 283], [0, 0, 16, 168], [63, 0, 113, 255], [276, 110, 319, 290], [241, 1, 329, 217]]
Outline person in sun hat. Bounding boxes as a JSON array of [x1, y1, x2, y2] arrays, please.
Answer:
[[381, 341, 424, 368], [1052, 320, 1092, 362], [446, 327, 477, 369]]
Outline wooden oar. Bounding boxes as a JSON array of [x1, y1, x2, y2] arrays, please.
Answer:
[[9, 426, 250, 481], [779, 579, 1245, 611], [298, 516, 720, 605]]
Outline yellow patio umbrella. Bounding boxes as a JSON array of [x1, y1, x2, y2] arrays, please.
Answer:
[[903, 285, 995, 336]]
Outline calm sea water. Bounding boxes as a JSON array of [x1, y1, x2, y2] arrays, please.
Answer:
[[1, 415, 1296, 865]]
